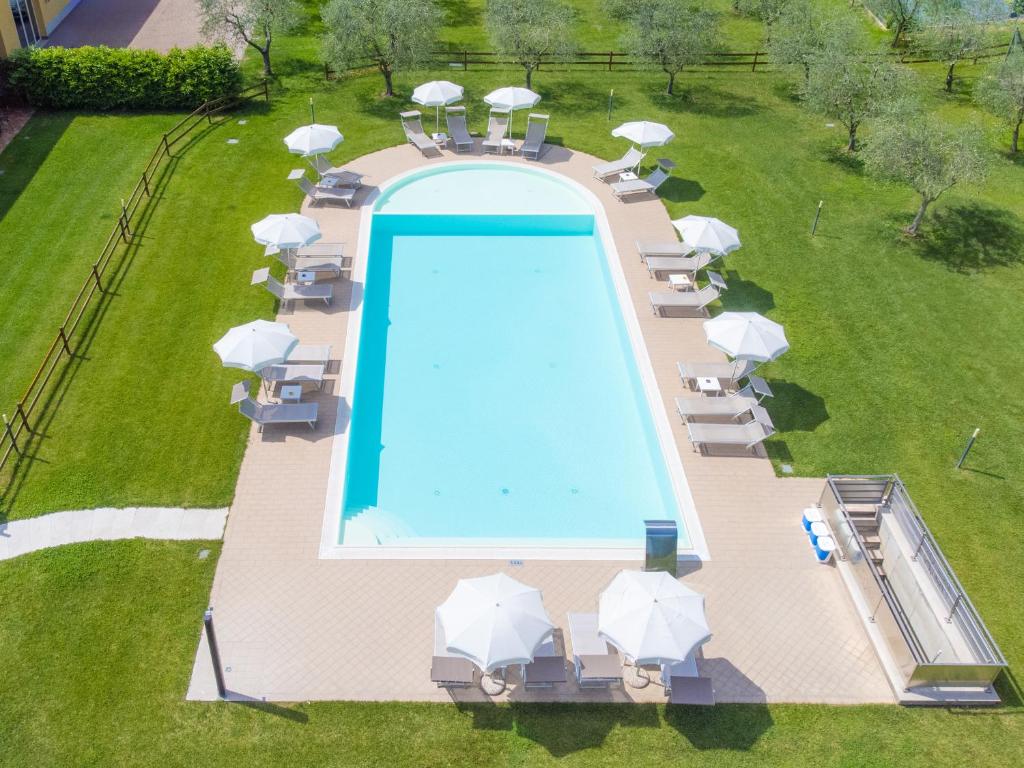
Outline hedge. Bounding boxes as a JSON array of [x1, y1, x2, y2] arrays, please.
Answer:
[[6, 45, 242, 110]]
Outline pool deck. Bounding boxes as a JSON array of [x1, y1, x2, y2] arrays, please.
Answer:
[[187, 142, 893, 704]]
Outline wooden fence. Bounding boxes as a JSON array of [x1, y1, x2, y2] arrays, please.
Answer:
[[0, 80, 270, 477]]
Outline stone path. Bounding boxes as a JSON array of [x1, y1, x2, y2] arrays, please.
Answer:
[[0, 507, 227, 560]]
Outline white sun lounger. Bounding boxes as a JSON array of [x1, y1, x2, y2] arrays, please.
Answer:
[[611, 167, 669, 199], [445, 106, 474, 153], [592, 147, 645, 180], [260, 363, 325, 389], [251, 267, 332, 306], [686, 405, 776, 452], [298, 176, 356, 207], [230, 381, 317, 432], [521, 113, 549, 160], [675, 385, 762, 421], [265, 242, 345, 260], [567, 613, 623, 688], [284, 344, 331, 365], [400, 110, 441, 156], [636, 240, 696, 259], [677, 360, 759, 390], [482, 111, 510, 154], [645, 253, 714, 279], [311, 155, 364, 187], [649, 285, 719, 316]]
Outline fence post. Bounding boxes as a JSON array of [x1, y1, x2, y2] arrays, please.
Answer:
[[2, 413, 19, 456], [16, 402, 31, 434], [464, 50, 468, 71], [162, 133, 172, 159], [752, 51, 759, 72], [58, 325, 74, 356], [119, 198, 132, 242], [91, 263, 105, 293], [142, 171, 151, 197], [608, 51, 614, 71]]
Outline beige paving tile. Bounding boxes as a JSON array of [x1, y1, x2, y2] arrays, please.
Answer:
[[189, 144, 893, 705]]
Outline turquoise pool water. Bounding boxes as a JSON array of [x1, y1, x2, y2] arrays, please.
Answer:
[[339, 166, 689, 549]]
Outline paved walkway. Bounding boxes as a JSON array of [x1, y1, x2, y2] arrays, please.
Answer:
[[46, 0, 216, 53], [0, 507, 227, 560], [188, 142, 893, 704]]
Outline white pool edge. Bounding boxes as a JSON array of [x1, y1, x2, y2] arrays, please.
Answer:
[[318, 160, 710, 562]]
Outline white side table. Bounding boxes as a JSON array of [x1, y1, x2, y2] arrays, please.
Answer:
[[295, 270, 316, 285], [667, 273, 692, 291], [696, 376, 722, 396], [432, 132, 448, 146], [618, 171, 638, 182], [279, 384, 303, 403], [501, 138, 517, 154]]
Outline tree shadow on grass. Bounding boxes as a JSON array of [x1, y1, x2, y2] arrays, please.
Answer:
[[535, 80, 609, 117], [717, 270, 775, 314], [824, 144, 864, 175], [911, 203, 1024, 274], [650, 87, 761, 119]]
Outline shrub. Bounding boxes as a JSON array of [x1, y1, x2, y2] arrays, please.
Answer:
[[6, 45, 242, 110]]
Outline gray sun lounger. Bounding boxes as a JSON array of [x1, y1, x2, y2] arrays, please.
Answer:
[[677, 360, 759, 390], [311, 155, 364, 187], [523, 637, 567, 688], [400, 111, 441, 156], [251, 267, 332, 306], [298, 176, 356, 207], [675, 385, 761, 421], [265, 242, 345, 260], [521, 113, 549, 160], [649, 285, 719, 316], [636, 240, 696, 259], [660, 657, 715, 705], [611, 167, 670, 199], [482, 112, 510, 154], [260, 363, 325, 389], [592, 147, 645, 180], [568, 613, 623, 688], [686, 404, 776, 452], [284, 344, 331, 365], [230, 381, 317, 432], [645, 253, 714, 279], [432, 611, 476, 688], [445, 106, 474, 153]]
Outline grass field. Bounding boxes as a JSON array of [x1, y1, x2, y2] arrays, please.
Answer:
[[0, 0, 1022, 764]]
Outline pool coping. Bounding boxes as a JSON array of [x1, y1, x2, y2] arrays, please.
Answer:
[[318, 161, 710, 561]]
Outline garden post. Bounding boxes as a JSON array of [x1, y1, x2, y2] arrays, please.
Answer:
[[204, 608, 227, 700], [16, 402, 31, 433], [2, 413, 19, 456], [58, 326, 74, 356]]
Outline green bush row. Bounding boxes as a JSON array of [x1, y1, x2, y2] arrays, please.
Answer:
[[6, 45, 242, 110]]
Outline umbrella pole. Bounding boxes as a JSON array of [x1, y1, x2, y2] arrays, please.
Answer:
[[436, 106, 440, 135]]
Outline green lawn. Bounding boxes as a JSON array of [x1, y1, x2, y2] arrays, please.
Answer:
[[1, 540, 1022, 768], [0, 0, 1023, 764]]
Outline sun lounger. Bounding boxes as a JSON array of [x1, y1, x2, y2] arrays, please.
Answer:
[[251, 267, 332, 306], [660, 658, 715, 705], [284, 344, 331, 365], [636, 240, 696, 259], [686, 404, 776, 452], [611, 166, 670, 200], [400, 111, 441, 156], [592, 147, 645, 180], [677, 360, 758, 390], [675, 386, 760, 421], [260, 363, 325, 389], [298, 176, 356, 207], [230, 381, 317, 432], [649, 285, 719, 316], [311, 155, 364, 187], [482, 111, 510, 154], [645, 253, 714, 279], [445, 106, 474, 153], [523, 637, 567, 688], [265, 242, 345, 260], [568, 613, 623, 688], [289, 257, 345, 280], [521, 113, 549, 160], [432, 612, 476, 688]]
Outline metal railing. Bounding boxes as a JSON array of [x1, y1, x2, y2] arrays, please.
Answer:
[[0, 80, 270, 478]]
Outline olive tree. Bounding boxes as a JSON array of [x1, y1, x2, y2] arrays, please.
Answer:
[[768, 0, 859, 87], [975, 48, 1024, 153], [802, 45, 909, 151], [624, 0, 721, 96], [877, 0, 924, 48], [915, 10, 986, 92], [197, 0, 299, 77], [321, 0, 441, 97], [485, 0, 577, 89], [862, 115, 988, 235], [735, 0, 792, 42]]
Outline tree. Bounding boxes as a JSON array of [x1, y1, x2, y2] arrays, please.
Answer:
[[321, 0, 441, 97], [768, 1, 859, 87], [862, 115, 988, 235], [802, 44, 910, 151], [877, 0, 924, 48], [485, 0, 576, 89], [915, 10, 986, 92], [975, 47, 1024, 153], [735, 0, 792, 42], [197, 0, 299, 77], [602, 0, 645, 19], [624, 0, 721, 95]]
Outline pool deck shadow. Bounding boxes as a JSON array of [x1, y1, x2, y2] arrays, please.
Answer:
[[189, 144, 893, 706]]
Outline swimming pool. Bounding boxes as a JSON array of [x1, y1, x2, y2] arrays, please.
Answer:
[[323, 163, 704, 558]]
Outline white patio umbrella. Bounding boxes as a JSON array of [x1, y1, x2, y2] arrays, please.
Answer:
[[703, 312, 789, 363], [250, 213, 321, 252], [412, 80, 464, 133], [212, 319, 298, 372], [598, 570, 711, 666], [283, 123, 344, 157], [671, 215, 740, 255], [437, 573, 554, 673], [484, 86, 541, 139], [611, 120, 675, 149]]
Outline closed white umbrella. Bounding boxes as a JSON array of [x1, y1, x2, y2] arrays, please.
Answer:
[[213, 319, 298, 372], [437, 573, 554, 673], [611, 121, 675, 149], [412, 80, 464, 133], [671, 215, 740, 255], [283, 124, 344, 157], [598, 570, 711, 666], [703, 312, 789, 363], [250, 213, 321, 251], [484, 87, 541, 139]]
